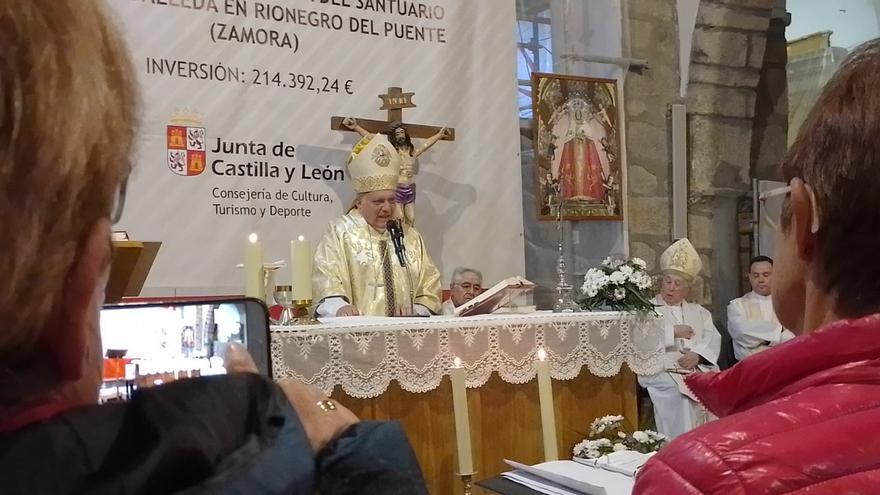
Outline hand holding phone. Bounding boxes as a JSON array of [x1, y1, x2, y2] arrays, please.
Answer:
[[224, 342, 358, 452], [99, 298, 271, 400]]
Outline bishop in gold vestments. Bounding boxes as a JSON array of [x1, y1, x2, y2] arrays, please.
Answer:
[[313, 134, 441, 317]]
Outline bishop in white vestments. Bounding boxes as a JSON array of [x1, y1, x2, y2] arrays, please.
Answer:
[[638, 239, 721, 439], [313, 134, 442, 317], [727, 255, 795, 361]]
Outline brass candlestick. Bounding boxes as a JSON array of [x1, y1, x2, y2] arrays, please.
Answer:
[[457, 472, 475, 495], [292, 299, 319, 325], [273, 289, 318, 325]]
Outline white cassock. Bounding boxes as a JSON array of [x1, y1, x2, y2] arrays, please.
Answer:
[[638, 296, 721, 439], [727, 292, 795, 361]]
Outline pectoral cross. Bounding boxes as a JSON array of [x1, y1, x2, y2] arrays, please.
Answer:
[[331, 87, 456, 141]]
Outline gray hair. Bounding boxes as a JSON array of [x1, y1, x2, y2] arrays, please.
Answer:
[[451, 267, 483, 286]]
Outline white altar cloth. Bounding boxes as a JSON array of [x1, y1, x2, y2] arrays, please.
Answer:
[[271, 311, 665, 398]]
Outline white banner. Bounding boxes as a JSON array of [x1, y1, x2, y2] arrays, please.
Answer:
[[108, 0, 524, 295]]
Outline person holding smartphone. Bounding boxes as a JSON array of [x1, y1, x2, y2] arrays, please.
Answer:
[[0, 2, 427, 493]]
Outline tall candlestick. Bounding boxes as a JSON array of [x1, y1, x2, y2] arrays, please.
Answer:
[[245, 233, 263, 299], [536, 348, 559, 461], [290, 235, 313, 300], [450, 357, 474, 475]]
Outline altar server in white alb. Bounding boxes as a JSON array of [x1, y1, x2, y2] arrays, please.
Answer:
[[638, 238, 721, 439], [727, 255, 795, 361]]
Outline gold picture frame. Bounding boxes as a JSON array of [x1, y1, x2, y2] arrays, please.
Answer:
[[532, 72, 622, 221]]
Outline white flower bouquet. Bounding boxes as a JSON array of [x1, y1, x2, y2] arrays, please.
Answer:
[[572, 414, 666, 459], [579, 257, 656, 315]]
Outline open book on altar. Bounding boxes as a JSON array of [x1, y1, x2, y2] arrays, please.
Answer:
[[502, 459, 635, 495], [453, 276, 536, 317], [573, 451, 656, 477]]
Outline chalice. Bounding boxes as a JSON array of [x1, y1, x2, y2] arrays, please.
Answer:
[[273, 285, 295, 325]]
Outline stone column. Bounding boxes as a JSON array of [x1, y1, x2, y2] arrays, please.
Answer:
[[686, 0, 780, 317], [624, 0, 680, 273]]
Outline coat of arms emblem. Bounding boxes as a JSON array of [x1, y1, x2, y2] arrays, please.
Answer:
[[167, 112, 206, 176]]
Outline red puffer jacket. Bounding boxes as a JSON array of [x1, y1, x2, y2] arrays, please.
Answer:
[[634, 313, 880, 494]]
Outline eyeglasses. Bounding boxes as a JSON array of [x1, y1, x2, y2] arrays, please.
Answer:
[[453, 283, 482, 292], [758, 181, 820, 234], [111, 177, 128, 224]]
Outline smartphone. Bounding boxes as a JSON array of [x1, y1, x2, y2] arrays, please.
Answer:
[[98, 298, 270, 401]]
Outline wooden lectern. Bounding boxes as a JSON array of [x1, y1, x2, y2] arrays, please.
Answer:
[[106, 241, 161, 303]]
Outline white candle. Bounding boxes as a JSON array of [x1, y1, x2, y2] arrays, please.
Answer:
[[290, 235, 313, 300], [536, 347, 559, 461], [244, 233, 263, 299], [450, 356, 474, 475]]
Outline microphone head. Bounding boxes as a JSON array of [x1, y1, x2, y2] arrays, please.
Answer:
[[386, 219, 407, 266]]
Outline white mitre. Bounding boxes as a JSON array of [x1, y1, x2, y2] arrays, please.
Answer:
[[659, 238, 702, 281], [347, 134, 401, 193]]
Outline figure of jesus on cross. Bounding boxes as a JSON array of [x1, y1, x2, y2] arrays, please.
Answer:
[[332, 87, 454, 226]]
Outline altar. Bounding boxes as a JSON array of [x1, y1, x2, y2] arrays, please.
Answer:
[[271, 311, 664, 494]]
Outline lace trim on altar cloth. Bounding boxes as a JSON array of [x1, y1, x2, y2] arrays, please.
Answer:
[[270, 312, 666, 398]]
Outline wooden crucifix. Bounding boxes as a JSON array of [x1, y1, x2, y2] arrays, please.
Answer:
[[331, 87, 454, 226], [330, 87, 455, 141]]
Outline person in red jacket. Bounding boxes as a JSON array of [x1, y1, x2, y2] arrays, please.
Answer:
[[634, 38, 880, 494]]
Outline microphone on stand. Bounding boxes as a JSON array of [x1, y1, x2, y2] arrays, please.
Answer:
[[386, 218, 419, 316], [386, 219, 407, 267]]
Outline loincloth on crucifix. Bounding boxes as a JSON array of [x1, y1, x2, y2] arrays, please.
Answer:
[[332, 87, 455, 226]]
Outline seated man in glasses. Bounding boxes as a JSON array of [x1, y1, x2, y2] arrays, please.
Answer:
[[726, 255, 794, 361], [441, 267, 483, 315]]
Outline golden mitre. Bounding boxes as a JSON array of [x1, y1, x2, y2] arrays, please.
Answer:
[[659, 238, 702, 281], [347, 134, 401, 193]]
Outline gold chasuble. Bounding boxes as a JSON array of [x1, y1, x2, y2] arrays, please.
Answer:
[[313, 133, 441, 316], [313, 209, 441, 315]]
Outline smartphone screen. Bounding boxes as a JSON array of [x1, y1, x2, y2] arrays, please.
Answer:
[[99, 298, 269, 401]]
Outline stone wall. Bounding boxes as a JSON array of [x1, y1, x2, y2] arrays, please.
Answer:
[[517, 0, 788, 316], [751, 2, 788, 182], [624, 0, 680, 274], [520, 1, 631, 309], [684, 0, 780, 317], [744, 0, 789, 285]]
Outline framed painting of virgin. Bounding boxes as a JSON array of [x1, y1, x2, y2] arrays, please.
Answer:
[[532, 73, 622, 221]]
